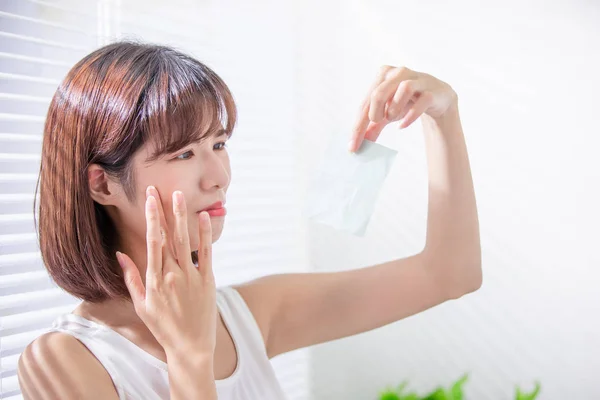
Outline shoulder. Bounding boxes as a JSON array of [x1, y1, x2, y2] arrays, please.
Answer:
[[18, 331, 120, 400]]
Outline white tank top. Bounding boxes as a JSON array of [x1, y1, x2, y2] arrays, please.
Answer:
[[46, 286, 287, 399]]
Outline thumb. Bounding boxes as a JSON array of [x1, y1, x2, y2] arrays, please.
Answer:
[[116, 251, 146, 309]]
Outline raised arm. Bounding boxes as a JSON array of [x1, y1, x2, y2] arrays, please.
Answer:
[[237, 66, 482, 359]]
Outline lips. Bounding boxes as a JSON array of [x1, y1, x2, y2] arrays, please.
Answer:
[[199, 201, 224, 212], [196, 201, 227, 217]]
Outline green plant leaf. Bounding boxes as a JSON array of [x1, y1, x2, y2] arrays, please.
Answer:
[[450, 374, 469, 400], [392, 380, 421, 400], [378, 388, 421, 400], [422, 387, 450, 400], [398, 390, 421, 400], [379, 392, 402, 400], [515, 381, 541, 400]]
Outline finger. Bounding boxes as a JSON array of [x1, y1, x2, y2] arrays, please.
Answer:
[[353, 97, 415, 149], [145, 195, 163, 283], [197, 211, 214, 281], [368, 78, 402, 124], [363, 118, 390, 143], [172, 190, 194, 276], [385, 79, 422, 121], [398, 91, 434, 128], [116, 251, 146, 311], [146, 186, 177, 262], [350, 110, 391, 153], [350, 66, 394, 153]]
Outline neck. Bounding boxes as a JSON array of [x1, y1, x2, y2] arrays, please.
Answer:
[[74, 296, 145, 331]]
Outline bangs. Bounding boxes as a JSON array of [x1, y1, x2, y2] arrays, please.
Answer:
[[140, 56, 237, 164]]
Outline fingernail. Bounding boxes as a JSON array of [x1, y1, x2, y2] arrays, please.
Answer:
[[173, 191, 183, 206], [146, 185, 155, 198], [147, 195, 157, 210], [348, 140, 355, 153], [115, 251, 123, 267]]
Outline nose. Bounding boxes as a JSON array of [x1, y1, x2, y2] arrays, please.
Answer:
[[199, 148, 230, 191]]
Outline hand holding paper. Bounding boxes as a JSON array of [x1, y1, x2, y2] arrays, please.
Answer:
[[349, 65, 458, 152], [304, 65, 459, 236]]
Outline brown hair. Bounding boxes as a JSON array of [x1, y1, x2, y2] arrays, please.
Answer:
[[34, 41, 237, 303]]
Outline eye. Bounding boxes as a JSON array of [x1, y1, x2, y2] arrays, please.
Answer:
[[214, 141, 228, 151], [175, 150, 194, 160]]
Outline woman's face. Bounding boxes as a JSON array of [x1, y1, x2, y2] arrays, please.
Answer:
[[113, 130, 231, 256]]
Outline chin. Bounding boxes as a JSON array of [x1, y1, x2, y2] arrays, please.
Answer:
[[211, 228, 223, 243]]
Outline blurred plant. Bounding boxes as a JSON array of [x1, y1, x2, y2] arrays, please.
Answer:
[[378, 374, 541, 400], [515, 381, 541, 400]]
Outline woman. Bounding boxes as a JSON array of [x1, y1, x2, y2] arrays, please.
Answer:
[[17, 41, 482, 399]]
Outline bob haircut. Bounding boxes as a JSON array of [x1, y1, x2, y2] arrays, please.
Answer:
[[34, 41, 237, 303]]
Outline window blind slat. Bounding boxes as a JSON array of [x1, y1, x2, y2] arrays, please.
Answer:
[[0, 192, 40, 216], [2, 304, 76, 342], [0, 97, 50, 117], [0, 271, 53, 297], [0, 10, 99, 37], [0, 253, 43, 276], [0, 52, 75, 82], [0, 71, 60, 85], [0, 154, 41, 174], [0, 31, 90, 54], [1, 288, 78, 317], [0, 155, 40, 165], [2, 374, 22, 398], [0, 133, 42, 143], [0, 214, 36, 236], [0, 93, 50, 103], [0, 174, 39, 197], [0, 51, 72, 67], [2, 305, 84, 379], [0, 35, 93, 67], [10, 0, 100, 21], [0, 113, 44, 122], [2, 354, 20, 378], [1, 329, 52, 356], [0, 73, 59, 99]]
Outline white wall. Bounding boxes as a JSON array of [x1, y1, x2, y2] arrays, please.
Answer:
[[294, 0, 600, 399]]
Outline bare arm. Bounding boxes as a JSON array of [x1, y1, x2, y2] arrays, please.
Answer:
[[420, 103, 482, 292], [238, 70, 482, 359]]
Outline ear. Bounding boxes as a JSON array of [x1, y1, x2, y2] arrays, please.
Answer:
[[87, 164, 121, 206]]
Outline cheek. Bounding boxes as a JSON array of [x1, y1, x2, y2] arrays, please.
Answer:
[[222, 153, 232, 183], [120, 200, 152, 243], [186, 214, 205, 248]]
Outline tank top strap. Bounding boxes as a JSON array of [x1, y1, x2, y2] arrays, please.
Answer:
[[216, 286, 268, 358]]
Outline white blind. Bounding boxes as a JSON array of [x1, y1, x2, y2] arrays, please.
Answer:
[[0, 1, 309, 399]]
